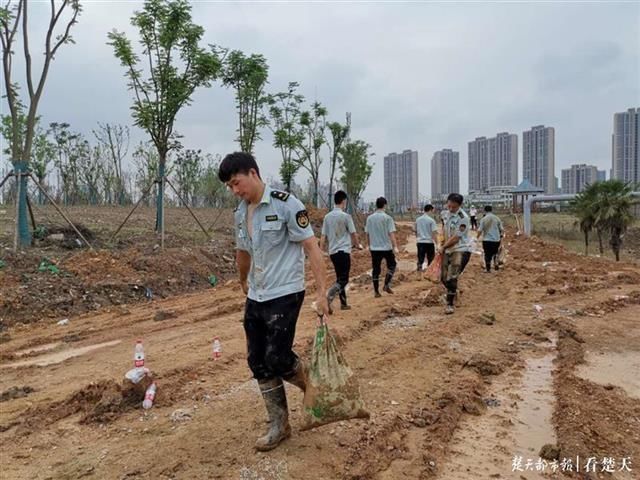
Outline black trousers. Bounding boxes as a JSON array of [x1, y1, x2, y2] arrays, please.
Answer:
[[470, 216, 477, 230], [244, 291, 305, 381], [417, 242, 435, 270], [482, 241, 501, 271], [371, 250, 397, 292], [329, 251, 351, 306]]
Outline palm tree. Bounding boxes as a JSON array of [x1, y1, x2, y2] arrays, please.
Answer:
[[572, 183, 599, 255], [593, 180, 635, 261]]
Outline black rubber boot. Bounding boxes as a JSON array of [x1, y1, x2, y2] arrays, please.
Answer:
[[255, 378, 291, 451]]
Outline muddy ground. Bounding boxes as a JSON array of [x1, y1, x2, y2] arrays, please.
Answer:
[[0, 210, 639, 479]]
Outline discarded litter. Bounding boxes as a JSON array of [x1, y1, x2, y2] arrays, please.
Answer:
[[134, 340, 145, 368], [212, 337, 222, 360], [145, 287, 153, 300], [142, 383, 157, 409], [614, 295, 629, 301], [170, 408, 193, 422], [57, 318, 70, 326], [125, 367, 150, 384], [208, 274, 218, 287], [38, 258, 60, 274], [533, 304, 543, 315]]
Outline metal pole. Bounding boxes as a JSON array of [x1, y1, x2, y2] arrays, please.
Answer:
[[109, 179, 156, 242], [164, 177, 211, 241], [28, 173, 94, 250], [13, 172, 21, 252], [161, 176, 165, 250]]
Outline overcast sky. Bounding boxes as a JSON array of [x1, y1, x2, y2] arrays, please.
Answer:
[[1, 1, 639, 200]]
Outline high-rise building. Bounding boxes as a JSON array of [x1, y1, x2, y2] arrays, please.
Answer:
[[383, 149, 419, 210], [561, 164, 599, 194], [612, 107, 639, 184], [469, 132, 518, 193], [489, 132, 518, 188], [523, 125, 555, 193], [468, 137, 488, 192], [431, 149, 460, 199]]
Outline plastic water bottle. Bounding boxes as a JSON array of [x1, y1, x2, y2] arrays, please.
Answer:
[[212, 337, 222, 360], [142, 383, 156, 409], [134, 340, 145, 368]]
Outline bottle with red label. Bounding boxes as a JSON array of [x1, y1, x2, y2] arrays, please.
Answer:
[[134, 339, 145, 368], [142, 383, 156, 409], [212, 337, 222, 360]]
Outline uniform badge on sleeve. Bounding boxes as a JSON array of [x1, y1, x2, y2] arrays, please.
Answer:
[[296, 210, 310, 228]]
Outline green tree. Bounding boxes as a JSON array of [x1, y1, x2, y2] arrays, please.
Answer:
[[133, 141, 160, 207], [326, 119, 350, 208], [198, 154, 235, 207], [339, 140, 373, 210], [108, 0, 222, 232], [294, 102, 327, 206], [263, 82, 305, 192], [222, 51, 269, 154], [173, 147, 203, 207], [93, 123, 130, 205], [30, 126, 55, 204], [1, 0, 81, 245], [78, 143, 103, 205], [49, 122, 81, 205]]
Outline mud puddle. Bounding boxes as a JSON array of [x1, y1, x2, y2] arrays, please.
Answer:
[[437, 337, 558, 479], [576, 350, 640, 399], [3, 340, 122, 368]]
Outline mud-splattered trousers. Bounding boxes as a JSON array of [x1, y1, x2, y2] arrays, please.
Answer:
[[244, 291, 305, 381], [440, 251, 471, 306]]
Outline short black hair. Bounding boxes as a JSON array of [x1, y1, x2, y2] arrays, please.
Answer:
[[424, 204, 434, 212], [447, 193, 463, 205], [334, 190, 348, 205], [218, 152, 260, 182], [484, 205, 493, 212], [376, 197, 387, 209]]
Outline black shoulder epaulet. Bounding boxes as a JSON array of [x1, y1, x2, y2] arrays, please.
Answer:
[[458, 211, 464, 218], [271, 190, 290, 201]]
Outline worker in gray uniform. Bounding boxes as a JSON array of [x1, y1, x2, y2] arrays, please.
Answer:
[[415, 204, 439, 270], [320, 190, 362, 313], [478, 205, 504, 273], [438, 193, 473, 315], [365, 197, 399, 297], [219, 152, 329, 451]]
